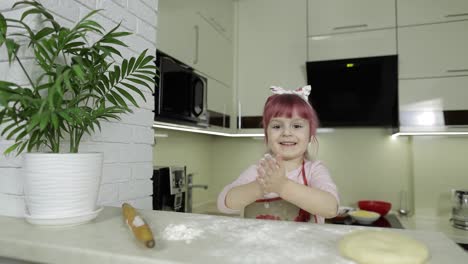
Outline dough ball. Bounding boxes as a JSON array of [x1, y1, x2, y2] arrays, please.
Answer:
[[338, 230, 429, 264]]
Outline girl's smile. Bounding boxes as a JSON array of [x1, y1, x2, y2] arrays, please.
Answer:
[[266, 114, 311, 163]]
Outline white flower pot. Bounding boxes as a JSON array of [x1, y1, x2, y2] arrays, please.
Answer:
[[23, 153, 103, 225]]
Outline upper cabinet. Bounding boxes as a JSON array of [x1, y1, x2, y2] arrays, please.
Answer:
[[158, 0, 197, 67], [237, 0, 307, 118], [308, 28, 396, 61], [157, 0, 233, 87], [397, 0, 468, 26], [206, 76, 232, 128], [307, 0, 396, 36], [196, 15, 233, 87], [398, 20, 468, 79]]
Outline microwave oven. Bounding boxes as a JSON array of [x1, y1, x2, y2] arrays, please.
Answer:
[[154, 50, 208, 126]]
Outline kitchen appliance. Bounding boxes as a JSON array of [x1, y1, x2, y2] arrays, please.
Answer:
[[154, 50, 208, 127], [152, 166, 187, 212], [306, 55, 398, 128], [451, 189, 468, 230]]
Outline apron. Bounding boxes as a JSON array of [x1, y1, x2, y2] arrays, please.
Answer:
[[243, 160, 318, 223]]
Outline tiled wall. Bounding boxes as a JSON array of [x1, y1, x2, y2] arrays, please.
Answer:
[[0, 0, 158, 217]]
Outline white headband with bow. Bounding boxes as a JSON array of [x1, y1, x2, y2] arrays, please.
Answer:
[[270, 85, 311, 102]]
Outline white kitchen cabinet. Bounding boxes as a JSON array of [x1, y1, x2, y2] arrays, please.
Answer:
[[308, 28, 396, 61], [398, 20, 468, 79], [206, 76, 232, 128], [307, 0, 396, 36], [198, 0, 234, 41], [237, 0, 307, 119], [195, 14, 233, 87], [158, 0, 198, 66], [397, 0, 468, 26], [399, 76, 468, 112], [157, 0, 233, 87]]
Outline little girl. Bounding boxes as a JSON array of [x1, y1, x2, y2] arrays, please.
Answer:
[[217, 85, 339, 223]]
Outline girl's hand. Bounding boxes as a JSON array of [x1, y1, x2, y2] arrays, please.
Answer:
[[258, 155, 289, 195], [256, 155, 275, 194], [256, 165, 267, 194]]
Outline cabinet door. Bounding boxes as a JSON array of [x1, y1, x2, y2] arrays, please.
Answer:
[[195, 15, 233, 87], [308, 29, 396, 61], [207, 77, 232, 127], [399, 76, 468, 128], [157, 0, 197, 65], [397, 0, 468, 26], [398, 21, 468, 79], [307, 0, 396, 36], [198, 0, 234, 41], [237, 0, 307, 117], [399, 76, 468, 112]]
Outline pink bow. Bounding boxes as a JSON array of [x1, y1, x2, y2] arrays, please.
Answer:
[[270, 85, 311, 102]]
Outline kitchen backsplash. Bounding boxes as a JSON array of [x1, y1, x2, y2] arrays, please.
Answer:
[[154, 128, 468, 217]]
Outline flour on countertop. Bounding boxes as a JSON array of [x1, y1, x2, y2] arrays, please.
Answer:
[[157, 215, 355, 263], [203, 218, 353, 264], [162, 224, 204, 244]]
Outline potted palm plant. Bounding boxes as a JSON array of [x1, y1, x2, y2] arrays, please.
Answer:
[[0, 1, 156, 225]]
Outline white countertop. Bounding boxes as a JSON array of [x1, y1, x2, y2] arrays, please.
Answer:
[[398, 213, 468, 244], [194, 203, 468, 245], [0, 207, 466, 264]]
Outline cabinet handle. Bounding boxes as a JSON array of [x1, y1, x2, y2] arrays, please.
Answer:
[[445, 13, 468, 18], [447, 69, 468, 73], [223, 104, 226, 128], [238, 101, 242, 129], [194, 25, 199, 64], [210, 17, 226, 33], [333, 24, 368, 30]]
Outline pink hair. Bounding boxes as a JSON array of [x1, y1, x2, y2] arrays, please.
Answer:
[[262, 94, 319, 143]]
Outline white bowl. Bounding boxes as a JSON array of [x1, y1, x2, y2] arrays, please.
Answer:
[[349, 210, 381, 225]]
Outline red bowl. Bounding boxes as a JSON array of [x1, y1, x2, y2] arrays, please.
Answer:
[[358, 200, 392, 216]]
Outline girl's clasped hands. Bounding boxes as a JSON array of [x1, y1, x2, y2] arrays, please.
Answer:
[[256, 154, 289, 195]]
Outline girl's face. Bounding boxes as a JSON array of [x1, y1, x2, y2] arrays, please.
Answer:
[[266, 114, 311, 161]]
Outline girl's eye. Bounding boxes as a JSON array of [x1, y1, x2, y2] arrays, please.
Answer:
[[293, 124, 303, 129], [271, 125, 281, 129]]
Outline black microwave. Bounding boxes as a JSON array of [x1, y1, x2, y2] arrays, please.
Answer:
[[154, 50, 208, 126]]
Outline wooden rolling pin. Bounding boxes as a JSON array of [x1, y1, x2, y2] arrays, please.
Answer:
[[122, 203, 155, 248]]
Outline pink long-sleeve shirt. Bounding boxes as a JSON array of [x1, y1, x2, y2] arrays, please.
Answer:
[[217, 160, 339, 224]]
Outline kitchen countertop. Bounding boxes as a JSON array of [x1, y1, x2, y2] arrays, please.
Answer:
[[398, 213, 468, 245], [0, 207, 466, 264], [193, 202, 468, 245]]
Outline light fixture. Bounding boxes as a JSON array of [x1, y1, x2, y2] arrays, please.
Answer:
[[153, 122, 264, 137], [392, 131, 468, 138]]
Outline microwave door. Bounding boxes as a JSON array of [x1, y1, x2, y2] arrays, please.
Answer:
[[191, 76, 205, 117], [161, 71, 192, 116]]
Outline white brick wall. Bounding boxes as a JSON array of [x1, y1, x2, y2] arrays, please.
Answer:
[[0, 0, 158, 217]]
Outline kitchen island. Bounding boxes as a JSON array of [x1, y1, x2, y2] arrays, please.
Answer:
[[0, 207, 466, 264]]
